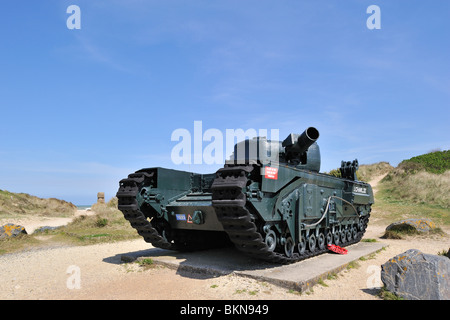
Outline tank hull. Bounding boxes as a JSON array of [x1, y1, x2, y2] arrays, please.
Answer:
[[117, 164, 373, 263]]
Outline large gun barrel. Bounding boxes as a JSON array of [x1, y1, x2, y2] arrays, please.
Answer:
[[282, 127, 319, 157]]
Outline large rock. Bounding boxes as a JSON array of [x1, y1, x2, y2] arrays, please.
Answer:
[[0, 223, 27, 239], [381, 249, 450, 300], [386, 218, 436, 233]]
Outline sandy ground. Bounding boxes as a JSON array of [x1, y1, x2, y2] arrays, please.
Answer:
[[0, 178, 449, 300], [1, 223, 447, 300]]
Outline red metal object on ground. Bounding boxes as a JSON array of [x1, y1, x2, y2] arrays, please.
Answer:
[[327, 244, 348, 254]]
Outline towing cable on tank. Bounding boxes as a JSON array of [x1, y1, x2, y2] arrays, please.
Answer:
[[302, 195, 360, 228]]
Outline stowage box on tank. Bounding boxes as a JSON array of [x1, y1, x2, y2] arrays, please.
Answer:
[[117, 127, 373, 264]]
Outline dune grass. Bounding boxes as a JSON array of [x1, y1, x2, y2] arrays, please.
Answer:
[[0, 189, 77, 218]]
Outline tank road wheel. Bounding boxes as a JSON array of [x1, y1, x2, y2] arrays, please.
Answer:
[[265, 230, 277, 252], [317, 232, 326, 250], [326, 230, 333, 245], [333, 229, 340, 245], [358, 218, 364, 231], [284, 237, 295, 258], [308, 234, 317, 253], [346, 228, 353, 242], [351, 225, 358, 240], [340, 228, 348, 244], [298, 235, 307, 255], [358, 216, 369, 232]]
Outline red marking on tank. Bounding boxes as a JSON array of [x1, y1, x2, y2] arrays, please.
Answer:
[[265, 167, 278, 180]]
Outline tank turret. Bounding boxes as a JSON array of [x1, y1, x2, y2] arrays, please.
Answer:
[[227, 127, 321, 172]]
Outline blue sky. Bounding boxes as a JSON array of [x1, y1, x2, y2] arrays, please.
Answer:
[[0, 1, 449, 205]]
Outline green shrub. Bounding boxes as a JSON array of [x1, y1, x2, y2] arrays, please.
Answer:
[[400, 150, 450, 174]]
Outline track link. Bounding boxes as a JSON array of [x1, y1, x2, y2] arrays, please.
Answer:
[[211, 165, 370, 264]]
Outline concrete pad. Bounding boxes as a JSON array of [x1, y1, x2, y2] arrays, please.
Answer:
[[121, 242, 386, 292]]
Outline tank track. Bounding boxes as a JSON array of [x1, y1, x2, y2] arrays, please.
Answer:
[[117, 171, 175, 250], [211, 165, 370, 264]]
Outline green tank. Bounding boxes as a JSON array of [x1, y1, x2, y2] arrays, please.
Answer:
[[116, 127, 373, 264]]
